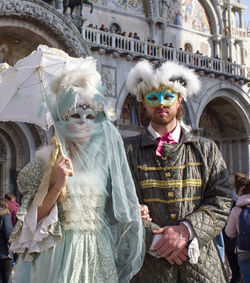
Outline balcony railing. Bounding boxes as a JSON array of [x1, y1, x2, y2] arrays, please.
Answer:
[[227, 26, 247, 38], [83, 27, 249, 80]]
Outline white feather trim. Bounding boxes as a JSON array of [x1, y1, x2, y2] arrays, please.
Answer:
[[126, 60, 200, 100], [0, 63, 9, 73], [35, 145, 53, 162], [126, 60, 156, 101], [51, 57, 101, 106]]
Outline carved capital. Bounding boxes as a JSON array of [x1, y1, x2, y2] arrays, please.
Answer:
[[211, 34, 222, 42]]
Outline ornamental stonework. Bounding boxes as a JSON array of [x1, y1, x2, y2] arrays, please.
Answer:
[[102, 65, 116, 97], [0, 0, 91, 58], [92, 0, 146, 16]]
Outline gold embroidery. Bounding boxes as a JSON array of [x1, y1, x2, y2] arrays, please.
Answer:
[[165, 172, 171, 178], [137, 162, 202, 171], [200, 207, 217, 238], [144, 196, 201, 204], [140, 179, 202, 189]]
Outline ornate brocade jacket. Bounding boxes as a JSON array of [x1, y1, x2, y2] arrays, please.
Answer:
[[124, 128, 233, 283]]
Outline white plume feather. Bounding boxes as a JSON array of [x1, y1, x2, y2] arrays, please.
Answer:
[[126, 60, 156, 101], [127, 60, 200, 100], [50, 57, 101, 106]]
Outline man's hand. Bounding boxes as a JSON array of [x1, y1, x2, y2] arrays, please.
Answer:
[[153, 224, 190, 265]]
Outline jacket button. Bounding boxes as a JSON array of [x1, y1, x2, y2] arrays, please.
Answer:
[[170, 214, 177, 219], [165, 172, 171, 178], [168, 192, 174, 197]]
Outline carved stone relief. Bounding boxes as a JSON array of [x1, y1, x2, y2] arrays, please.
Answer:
[[91, 0, 146, 16], [102, 65, 116, 97]]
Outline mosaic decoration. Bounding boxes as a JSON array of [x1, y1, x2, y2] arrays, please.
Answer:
[[199, 110, 222, 139], [167, 0, 210, 34], [199, 99, 246, 139], [0, 33, 38, 66], [92, 0, 145, 15]]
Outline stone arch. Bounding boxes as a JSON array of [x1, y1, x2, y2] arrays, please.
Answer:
[[195, 83, 250, 134], [109, 22, 122, 34], [198, 0, 222, 35], [116, 80, 129, 121], [184, 42, 193, 53], [0, 121, 46, 199], [0, 0, 92, 59], [195, 84, 249, 176]]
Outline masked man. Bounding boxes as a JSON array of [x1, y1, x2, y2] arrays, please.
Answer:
[[124, 60, 233, 282]]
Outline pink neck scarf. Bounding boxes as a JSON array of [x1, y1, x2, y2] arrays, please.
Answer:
[[156, 132, 177, 156]]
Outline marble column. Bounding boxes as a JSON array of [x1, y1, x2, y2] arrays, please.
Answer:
[[239, 11, 243, 28], [162, 23, 168, 45], [227, 38, 233, 60], [248, 137, 250, 177], [211, 35, 221, 58], [237, 140, 242, 173], [153, 0, 160, 18], [229, 140, 233, 174], [162, 0, 168, 19], [239, 41, 245, 65], [227, 6, 232, 32]]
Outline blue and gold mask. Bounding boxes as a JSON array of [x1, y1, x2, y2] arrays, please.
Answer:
[[143, 85, 179, 108]]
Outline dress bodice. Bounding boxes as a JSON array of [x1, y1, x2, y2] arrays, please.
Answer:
[[57, 173, 107, 231]]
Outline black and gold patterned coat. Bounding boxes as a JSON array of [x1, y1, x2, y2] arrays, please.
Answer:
[[124, 129, 233, 283]]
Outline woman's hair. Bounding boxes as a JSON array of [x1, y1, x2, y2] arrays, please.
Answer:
[[0, 198, 9, 208], [234, 173, 250, 196], [4, 193, 16, 201], [242, 181, 250, 195]]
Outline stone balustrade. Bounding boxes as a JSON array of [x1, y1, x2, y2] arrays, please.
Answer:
[[231, 26, 247, 38], [82, 27, 249, 81]]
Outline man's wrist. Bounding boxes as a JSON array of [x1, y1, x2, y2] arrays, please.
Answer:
[[181, 221, 195, 241]]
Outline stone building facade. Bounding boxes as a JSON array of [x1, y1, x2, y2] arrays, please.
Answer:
[[0, 0, 249, 198]]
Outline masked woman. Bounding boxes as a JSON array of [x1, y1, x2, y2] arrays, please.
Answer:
[[10, 55, 144, 283]]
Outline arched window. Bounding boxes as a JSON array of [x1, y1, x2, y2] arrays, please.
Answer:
[[109, 23, 121, 34], [199, 97, 248, 175], [184, 43, 193, 53]]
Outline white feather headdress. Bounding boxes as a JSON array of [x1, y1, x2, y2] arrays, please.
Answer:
[[51, 56, 101, 107], [126, 60, 200, 101]]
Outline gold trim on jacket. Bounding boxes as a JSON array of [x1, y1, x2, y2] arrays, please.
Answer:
[[140, 179, 202, 189]]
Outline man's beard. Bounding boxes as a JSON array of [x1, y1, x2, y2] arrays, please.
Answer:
[[147, 109, 177, 126]]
